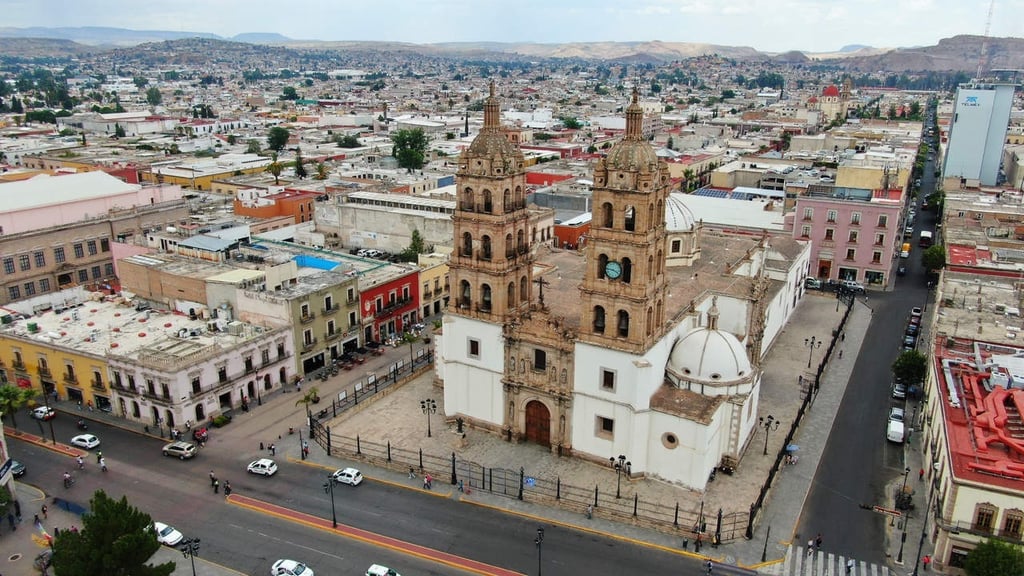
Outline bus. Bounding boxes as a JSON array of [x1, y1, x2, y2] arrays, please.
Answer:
[[919, 230, 933, 247]]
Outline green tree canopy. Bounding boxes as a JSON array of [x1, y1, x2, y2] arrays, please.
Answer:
[[921, 245, 946, 272], [267, 126, 290, 151], [281, 86, 299, 101], [293, 147, 307, 179], [246, 139, 262, 154], [145, 86, 162, 106], [964, 538, 1024, 576], [892, 350, 928, 386], [335, 134, 361, 148], [266, 153, 284, 185], [113, 123, 126, 138], [0, 385, 36, 428], [400, 229, 427, 262], [559, 116, 582, 129], [391, 128, 429, 171], [52, 490, 174, 576]]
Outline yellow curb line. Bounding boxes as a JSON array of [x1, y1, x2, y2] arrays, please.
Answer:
[[228, 495, 524, 576]]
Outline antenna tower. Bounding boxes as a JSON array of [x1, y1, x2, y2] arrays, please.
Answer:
[[976, 0, 996, 80]]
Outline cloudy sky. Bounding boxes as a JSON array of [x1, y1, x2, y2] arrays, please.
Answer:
[[4, 0, 1023, 53]]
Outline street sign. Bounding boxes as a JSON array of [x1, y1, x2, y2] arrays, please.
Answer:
[[872, 505, 903, 518]]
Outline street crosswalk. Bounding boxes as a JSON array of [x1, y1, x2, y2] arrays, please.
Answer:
[[775, 545, 892, 576]]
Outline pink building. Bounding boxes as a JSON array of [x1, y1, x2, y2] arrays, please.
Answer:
[[793, 187, 905, 287]]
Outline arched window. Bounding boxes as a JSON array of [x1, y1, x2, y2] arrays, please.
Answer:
[[503, 189, 512, 213], [601, 202, 613, 228], [514, 185, 524, 208], [462, 232, 473, 257], [505, 233, 514, 258], [460, 280, 472, 308], [657, 199, 663, 223], [657, 249, 664, 274], [593, 306, 606, 333], [482, 235, 492, 260], [462, 187, 474, 210], [532, 227, 537, 243], [648, 203, 655, 228], [648, 255, 654, 280], [481, 284, 492, 311], [517, 230, 525, 253], [483, 189, 493, 213], [507, 282, 516, 308], [621, 257, 632, 284], [624, 206, 636, 231], [597, 254, 609, 279], [520, 276, 528, 302], [646, 307, 653, 336], [656, 300, 663, 325], [617, 310, 630, 337]]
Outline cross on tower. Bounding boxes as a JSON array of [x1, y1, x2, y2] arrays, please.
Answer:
[[534, 276, 550, 306]]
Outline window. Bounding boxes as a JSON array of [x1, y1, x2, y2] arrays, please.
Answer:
[[848, 230, 858, 243], [534, 349, 547, 371], [348, 311, 357, 327], [468, 338, 480, 359], [18, 254, 30, 271], [2, 258, 12, 275], [100, 238, 110, 252], [87, 240, 97, 255], [802, 207, 813, 220], [23, 282, 34, 296], [872, 251, 882, 264], [54, 247, 65, 263], [974, 504, 996, 533], [7, 286, 19, 300], [671, 239, 681, 253], [324, 295, 334, 311], [78, 270, 88, 283], [91, 266, 101, 279], [347, 287, 356, 302], [1003, 510, 1023, 539], [303, 329, 313, 345], [301, 304, 310, 318], [73, 243, 84, 258], [851, 212, 861, 225], [877, 214, 888, 227], [845, 248, 856, 260], [824, 229, 834, 241], [874, 233, 885, 246], [39, 278, 50, 292], [601, 369, 616, 391], [800, 225, 811, 238], [34, 251, 45, 267], [596, 416, 614, 438], [104, 263, 114, 276], [826, 210, 837, 223], [191, 376, 201, 394], [617, 310, 630, 337]]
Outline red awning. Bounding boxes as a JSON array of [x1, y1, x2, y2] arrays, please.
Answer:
[[15, 378, 32, 388]]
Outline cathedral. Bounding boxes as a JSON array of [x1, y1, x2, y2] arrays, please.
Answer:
[[436, 85, 809, 490]]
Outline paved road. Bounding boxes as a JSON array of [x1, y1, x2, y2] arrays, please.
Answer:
[[9, 418, 715, 576], [795, 153, 937, 564]]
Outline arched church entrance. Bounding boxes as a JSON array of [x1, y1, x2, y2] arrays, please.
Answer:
[[524, 400, 551, 447]]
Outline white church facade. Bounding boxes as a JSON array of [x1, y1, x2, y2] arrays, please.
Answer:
[[436, 86, 811, 491]]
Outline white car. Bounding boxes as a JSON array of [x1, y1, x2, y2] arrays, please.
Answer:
[[887, 407, 905, 443], [31, 406, 56, 421], [331, 467, 363, 486], [70, 434, 100, 450], [271, 559, 313, 576], [247, 458, 278, 477], [152, 521, 183, 546], [366, 565, 400, 576]]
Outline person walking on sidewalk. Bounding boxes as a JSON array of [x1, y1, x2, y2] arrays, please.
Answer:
[[224, 481, 232, 496], [923, 555, 931, 571], [209, 470, 216, 486], [815, 533, 823, 551], [213, 479, 220, 494]]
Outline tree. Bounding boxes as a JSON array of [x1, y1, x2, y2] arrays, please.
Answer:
[[294, 386, 321, 410], [335, 134, 361, 148], [892, 350, 928, 386], [281, 86, 299, 101], [400, 229, 427, 262], [666, 136, 674, 150], [266, 153, 283, 185], [921, 245, 946, 273], [267, 126, 290, 151], [51, 490, 174, 576], [315, 162, 329, 180], [560, 116, 582, 129], [391, 128, 429, 171], [964, 538, 1024, 576], [721, 89, 736, 99], [145, 86, 162, 106], [293, 147, 307, 179], [113, 123, 126, 138], [0, 385, 36, 429], [246, 139, 262, 154]]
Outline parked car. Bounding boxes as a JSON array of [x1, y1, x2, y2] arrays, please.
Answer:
[[271, 559, 314, 576], [906, 323, 919, 336], [911, 307, 923, 318], [331, 467, 364, 486], [31, 406, 56, 421], [10, 460, 26, 477], [804, 277, 823, 290], [887, 407, 906, 443], [70, 434, 100, 450], [892, 382, 907, 400], [162, 441, 198, 460], [152, 521, 184, 546], [247, 458, 278, 477], [841, 280, 866, 294]]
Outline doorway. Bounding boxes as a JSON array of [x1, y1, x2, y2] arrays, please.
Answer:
[[524, 400, 551, 447]]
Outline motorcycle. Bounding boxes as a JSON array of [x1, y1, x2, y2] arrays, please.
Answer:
[[76, 420, 88, 431]]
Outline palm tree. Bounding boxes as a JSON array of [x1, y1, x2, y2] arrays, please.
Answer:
[[682, 169, 695, 192], [315, 162, 329, 180], [401, 331, 421, 371], [266, 153, 283, 185], [0, 385, 36, 429], [294, 386, 321, 411]]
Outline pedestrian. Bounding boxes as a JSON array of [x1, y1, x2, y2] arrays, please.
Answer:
[[705, 560, 713, 574], [586, 504, 593, 519], [270, 444, 276, 456], [224, 481, 232, 496], [423, 476, 429, 490], [213, 479, 220, 494], [426, 473, 432, 489], [815, 533, 823, 551], [919, 467, 925, 481], [260, 442, 265, 451], [209, 470, 216, 485], [70, 525, 78, 533], [99, 457, 107, 472], [922, 555, 931, 571], [96, 451, 102, 464], [41, 504, 47, 520], [807, 539, 815, 555], [841, 332, 845, 342], [77, 400, 82, 411], [838, 349, 844, 359], [33, 514, 40, 526], [846, 559, 855, 574], [457, 479, 464, 493], [408, 467, 415, 479]]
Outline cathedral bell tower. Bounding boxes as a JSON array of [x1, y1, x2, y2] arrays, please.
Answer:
[[449, 82, 533, 321], [579, 89, 671, 353]]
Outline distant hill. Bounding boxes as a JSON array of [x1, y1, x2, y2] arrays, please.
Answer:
[[834, 35, 1024, 72], [0, 26, 220, 47], [0, 36, 99, 57], [839, 44, 871, 53], [231, 32, 293, 44]]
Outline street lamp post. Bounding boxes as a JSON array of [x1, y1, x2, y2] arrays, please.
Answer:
[[804, 336, 822, 368], [900, 466, 912, 497], [759, 415, 780, 455], [911, 479, 936, 576], [323, 474, 338, 528], [609, 455, 631, 499], [179, 538, 200, 576], [420, 398, 436, 438], [534, 527, 545, 576]]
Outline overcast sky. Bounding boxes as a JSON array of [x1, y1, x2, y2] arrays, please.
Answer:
[[4, 0, 1023, 53]]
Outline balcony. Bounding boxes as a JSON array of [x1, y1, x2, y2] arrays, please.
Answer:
[[302, 338, 319, 352], [91, 379, 105, 391], [943, 520, 1023, 544], [37, 365, 51, 377], [300, 312, 316, 324], [374, 297, 413, 319], [325, 331, 342, 342], [63, 373, 78, 385], [12, 360, 25, 371], [322, 303, 339, 314], [422, 290, 433, 299]]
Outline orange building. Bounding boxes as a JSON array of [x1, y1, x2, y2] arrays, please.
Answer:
[[233, 189, 318, 224]]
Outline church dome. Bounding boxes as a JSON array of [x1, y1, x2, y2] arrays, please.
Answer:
[[822, 85, 840, 98], [464, 81, 523, 162], [603, 88, 659, 171], [665, 194, 696, 232], [667, 324, 751, 383]]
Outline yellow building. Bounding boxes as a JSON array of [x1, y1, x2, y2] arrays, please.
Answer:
[[417, 253, 451, 319], [140, 154, 271, 191]]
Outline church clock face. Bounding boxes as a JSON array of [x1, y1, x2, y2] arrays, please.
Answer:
[[605, 260, 622, 280]]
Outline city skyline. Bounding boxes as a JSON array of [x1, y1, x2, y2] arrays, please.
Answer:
[[1, 0, 1019, 54]]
